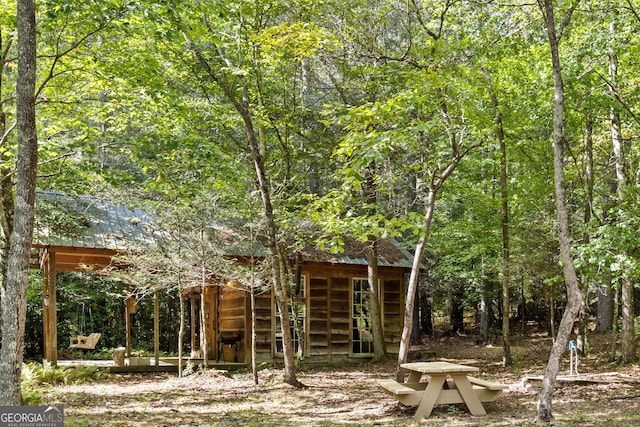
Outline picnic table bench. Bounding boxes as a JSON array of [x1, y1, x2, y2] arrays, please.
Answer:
[[379, 361, 507, 418]]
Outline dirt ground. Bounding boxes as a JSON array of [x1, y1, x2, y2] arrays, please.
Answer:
[[43, 331, 640, 426]]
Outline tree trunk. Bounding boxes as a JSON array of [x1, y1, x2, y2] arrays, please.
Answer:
[[0, 31, 15, 287], [577, 117, 594, 355], [0, 0, 37, 405], [609, 286, 620, 362], [184, 33, 300, 386], [395, 94, 470, 381], [363, 163, 386, 361], [178, 294, 185, 378], [449, 283, 464, 334], [608, 24, 636, 364], [548, 285, 556, 338], [200, 282, 208, 368], [536, 0, 584, 422], [596, 283, 614, 333], [479, 276, 489, 344], [419, 285, 434, 337], [367, 240, 387, 361], [485, 68, 513, 366], [396, 188, 437, 382]]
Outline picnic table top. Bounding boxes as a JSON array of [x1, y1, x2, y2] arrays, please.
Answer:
[[401, 361, 480, 374]]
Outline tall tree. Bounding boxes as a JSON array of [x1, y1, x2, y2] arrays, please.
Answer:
[[535, 0, 584, 422], [484, 68, 512, 366], [175, 2, 303, 386], [607, 16, 636, 364], [0, 0, 37, 405]]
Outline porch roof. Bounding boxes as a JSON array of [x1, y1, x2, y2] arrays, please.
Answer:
[[32, 192, 415, 271]]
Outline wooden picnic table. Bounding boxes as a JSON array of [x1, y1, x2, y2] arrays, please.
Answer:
[[379, 361, 507, 419]]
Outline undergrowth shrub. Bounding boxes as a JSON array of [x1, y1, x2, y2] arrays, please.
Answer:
[[21, 363, 112, 405]]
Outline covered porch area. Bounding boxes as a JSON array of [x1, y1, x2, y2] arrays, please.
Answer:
[[33, 192, 248, 371]]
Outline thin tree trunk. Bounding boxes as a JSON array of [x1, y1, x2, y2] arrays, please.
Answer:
[[577, 117, 594, 355], [485, 67, 512, 366], [478, 258, 489, 343], [608, 22, 636, 363], [367, 241, 386, 361], [184, 32, 300, 387], [250, 287, 258, 384], [420, 285, 434, 337], [178, 294, 185, 377], [609, 286, 619, 362], [0, 30, 15, 287], [536, 0, 584, 422], [200, 263, 208, 368], [450, 283, 465, 334], [548, 286, 556, 338], [396, 93, 474, 382], [363, 163, 386, 361], [0, 0, 37, 405], [396, 187, 437, 382]]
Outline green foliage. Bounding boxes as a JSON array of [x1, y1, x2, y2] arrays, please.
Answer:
[[21, 362, 111, 405]]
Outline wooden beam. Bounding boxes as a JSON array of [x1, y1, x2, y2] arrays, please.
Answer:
[[125, 284, 131, 358], [154, 290, 159, 367], [42, 250, 58, 366], [190, 298, 197, 356]]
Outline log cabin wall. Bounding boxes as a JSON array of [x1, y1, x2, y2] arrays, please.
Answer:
[[382, 278, 404, 351], [329, 277, 351, 359], [217, 286, 247, 362], [212, 263, 407, 365], [202, 286, 217, 360], [254, 291, 273, 362], [303, 263, 406, 363], [309, 277, 329, 358]]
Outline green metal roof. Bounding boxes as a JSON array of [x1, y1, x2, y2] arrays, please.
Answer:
[[34, 191, 157, 252], [34, 192, 415, 269]]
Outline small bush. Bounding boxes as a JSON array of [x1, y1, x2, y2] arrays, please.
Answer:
[[21, 363, 112, 404]]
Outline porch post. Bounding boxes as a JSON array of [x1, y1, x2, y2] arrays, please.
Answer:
[[190, 297, 197, 356], [154, 289, 159, 366], [41, 249, 57, 366], [125, 283, 131, 358]]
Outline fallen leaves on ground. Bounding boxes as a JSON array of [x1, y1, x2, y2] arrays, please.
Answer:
[[43, 332, 640, 426]]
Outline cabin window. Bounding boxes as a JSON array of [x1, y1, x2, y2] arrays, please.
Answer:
[[274, 276, 306, 355], [352, 278, 373, 355]]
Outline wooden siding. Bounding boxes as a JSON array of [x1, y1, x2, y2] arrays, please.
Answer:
[[207, 264, 406, 364], [217, 287, 247, 362], [383, 278, 404, 350], [329, 277, 351, 356], [309, 278, 329, 356], [254, 291, 273, 361]]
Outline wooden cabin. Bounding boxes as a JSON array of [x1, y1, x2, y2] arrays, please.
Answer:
[[187, 236, 411, 364], [33, 191, 413, 365]]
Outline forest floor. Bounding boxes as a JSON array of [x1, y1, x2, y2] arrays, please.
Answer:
[[43, 329, 640, 426]]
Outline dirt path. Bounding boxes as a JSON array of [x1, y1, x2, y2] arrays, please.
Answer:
[[44, 334, 640, 426]]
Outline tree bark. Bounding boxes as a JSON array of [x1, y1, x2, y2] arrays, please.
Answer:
[[485, 67, 512, 366], [536, 0, 584, 422], [450, 283, 465, 334], [178, 294, 185, 377], [596, 283, 614, 333], [184, 32, 300, 386], [0, 18, 15, 306], [367, 240, 387, 361], [419, 285, 434, 337], [479, 273, 489, 344], [608, 22, 636, 364], [363, 163, 386, 361], [395, 93, 475, 382], [0, 0, 37, 405]]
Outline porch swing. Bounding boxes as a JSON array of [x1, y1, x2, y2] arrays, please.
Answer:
[[69, 302, 101, 350]]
